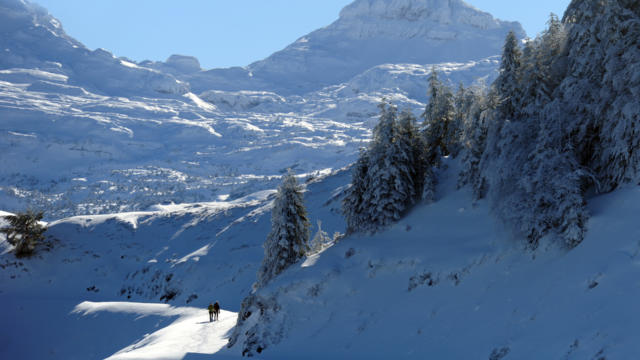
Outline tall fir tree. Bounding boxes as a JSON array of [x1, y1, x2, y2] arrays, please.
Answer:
[[422, 68, 456, 164], [458, 84, 491, 200], [255, 171, 310, 288], [494, 30, 523, 120], [364, 103, 407, 230], [343, 148, 371, 234]]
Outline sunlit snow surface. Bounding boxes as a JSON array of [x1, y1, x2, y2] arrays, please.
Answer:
[[73, 302, 236, 360]]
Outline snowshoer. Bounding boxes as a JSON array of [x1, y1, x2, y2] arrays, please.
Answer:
[[213, 301, 220, 321], [208, 303, 215, 322]]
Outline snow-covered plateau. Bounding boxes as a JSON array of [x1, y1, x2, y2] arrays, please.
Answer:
[[2, 0, 640, 359]]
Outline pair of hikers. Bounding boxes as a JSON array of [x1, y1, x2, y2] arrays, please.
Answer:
[[208, 301, 220, 322]]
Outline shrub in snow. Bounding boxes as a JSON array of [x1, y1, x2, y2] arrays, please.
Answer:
[[1, 210, 47, 257], [227, 294, 285, 357], [308, 220, 336, 255], [255, 171, 310, 289]]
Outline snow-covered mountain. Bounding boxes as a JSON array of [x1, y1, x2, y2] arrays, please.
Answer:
[[183, 0, 524, 94], [0, 0, 512, 219]]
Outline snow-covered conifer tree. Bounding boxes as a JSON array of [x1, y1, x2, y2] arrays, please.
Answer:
[[255, 171, 310, 288], [362, 103, 408, 230], [458, 85, 491, 200], [342, 149, 371, 234], [343, 103, 425, 233], [560, 0, 640, 192], [422, 68, 455, 164], [494, 30, 522, 120]]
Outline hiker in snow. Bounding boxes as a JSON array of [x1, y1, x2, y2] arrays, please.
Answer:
[[213, 301, 220, 321], [208, 302, 215, 322]]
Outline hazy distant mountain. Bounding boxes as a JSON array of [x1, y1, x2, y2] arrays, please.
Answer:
[[0, 0, 188, 96]]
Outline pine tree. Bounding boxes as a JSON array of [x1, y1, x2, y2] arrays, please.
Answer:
[[458, 85, 491, 200], [255, 171, 310, 288], [522, 108, 588, 248], [396, 109, 426, 200], [364, 103, 407, 230], [449, 83, 468, 158], [494, 30, 522, 121], [343, 148, 371, 234], [422, 68, 455, 164]]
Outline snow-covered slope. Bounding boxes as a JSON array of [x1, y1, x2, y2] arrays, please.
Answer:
[[185, 0, 524, 94], [228, 162, 640, 359]]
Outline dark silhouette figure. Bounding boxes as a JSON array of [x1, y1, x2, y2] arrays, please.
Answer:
[[213, 301, 220, 321], [208, 303, 215, 322]]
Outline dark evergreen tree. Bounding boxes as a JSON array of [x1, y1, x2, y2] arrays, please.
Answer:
[[364, 103, 408, 230], [494, 30, 522, 120], [422, 68, 455, 164], [343, 148, 371, 234], [458, 85, 491, 200], [255, 171, 310, 288]]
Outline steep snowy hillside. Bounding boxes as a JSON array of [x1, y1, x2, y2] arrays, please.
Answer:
[[184, 0, 524, 94], [228, 162, 640, 359]]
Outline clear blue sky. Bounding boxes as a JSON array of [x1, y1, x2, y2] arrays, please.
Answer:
[[33, 0, 571, 69]]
